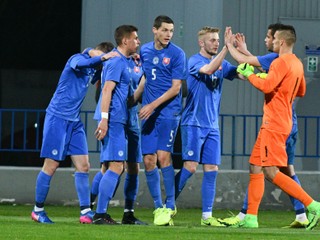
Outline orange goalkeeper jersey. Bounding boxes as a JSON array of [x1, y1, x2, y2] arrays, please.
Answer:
[[248, 53, 306, 134]]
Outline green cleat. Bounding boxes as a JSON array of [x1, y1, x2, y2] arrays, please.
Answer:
[[218, 215, 241, 226], [168, 218, 174, 226], [234, 214, 258, 228], [306, 201, 320, 230], [171, 206, 177, 217], [201, 217, 226, 227], [153, 207, 174, 226], [282, 219, 309, 228], [163, 204, 177, 217]]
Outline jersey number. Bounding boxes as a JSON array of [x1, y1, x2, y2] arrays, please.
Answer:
[[211, 76, 218, 89], [152, 69, 156, 80], [169, 130, 174, 143]]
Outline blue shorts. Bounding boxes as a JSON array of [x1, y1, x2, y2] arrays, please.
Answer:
[[286, 123, 298, 165], [127, 110, 142, 163], [126, 125, 142, 163], [40, 113, 88, 161], [181, 125, 221, 165], [100, 122, 127, 162], [141, 117, 179, 154]]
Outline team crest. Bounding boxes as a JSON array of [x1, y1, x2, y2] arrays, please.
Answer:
[[153, 57, 159, 65], [163, 57, 170, 65], [134, 66, 140, 73]]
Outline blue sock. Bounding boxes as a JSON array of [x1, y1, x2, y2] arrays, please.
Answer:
[[241, 189, 248, 214], [290, 175, 305, 214], [90, 171, 103, 203], [175, 167, 193, 200], [96, 170, 119, 214], [201, 171, 218, 213], [124, 173, 138, 211], [74, 172, 90, 210], [145, 168, 162, 209], [161, 165, 175, 210], [35, 171, 52, 208]]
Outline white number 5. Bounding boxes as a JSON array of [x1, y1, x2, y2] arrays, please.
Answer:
[[169, 130, 174, 143], [152, 68, 156, 80]]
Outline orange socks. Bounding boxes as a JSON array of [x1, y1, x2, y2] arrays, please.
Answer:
[[273, 171, 313, 207], [247, 173, 264, 215], [247, 171, 314, 216]]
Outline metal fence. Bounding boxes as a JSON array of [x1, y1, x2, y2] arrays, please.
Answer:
[[0, 108, 319, 169]]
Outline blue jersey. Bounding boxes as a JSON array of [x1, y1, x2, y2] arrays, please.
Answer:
[[46, 53, 103, 121], [94, 49, 132, 124], [181, 53, 237, 129], [140, 41, 187, 120], [257, 52, 297, 125], [128, 59, 143, 128], [257, 52, 278, 72]]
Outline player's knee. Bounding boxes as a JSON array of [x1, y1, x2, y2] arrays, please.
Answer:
[[158, 158, 171, 169], [108, 161, 124, 175], [183, 161, 197, 174], [143, 157, 157, 171], [42, 158, 59, 175], [203, 164, 219, 172], [77, 163, 90, 172], [263, 167, 278, 181]]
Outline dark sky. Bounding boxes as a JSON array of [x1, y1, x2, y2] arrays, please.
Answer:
[[0, 0, 81, 70]]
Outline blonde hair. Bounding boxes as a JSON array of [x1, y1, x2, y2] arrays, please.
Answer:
[[198, 26, 219, 40]]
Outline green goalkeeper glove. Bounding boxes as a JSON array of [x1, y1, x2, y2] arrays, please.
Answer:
[[237, 63, 254, 78], [256, 72, 268, 79]]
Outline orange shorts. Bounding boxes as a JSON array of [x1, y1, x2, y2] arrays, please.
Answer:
[[249, 128, 288, 167]]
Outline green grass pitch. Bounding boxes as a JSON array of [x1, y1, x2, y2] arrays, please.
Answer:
[[0, 204, 319, 240]]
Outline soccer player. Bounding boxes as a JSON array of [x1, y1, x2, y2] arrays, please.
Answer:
[[219, 24, 309, 228], [236, 24, 320, 230], [90, 53, 147, 225], [138, 15, 187, 226], [174, 26, 242, 227], [31, 43, 119, 224], [92, 42, 115, 103], [92, 25, 141, 225], [90, 41, 115, 210]]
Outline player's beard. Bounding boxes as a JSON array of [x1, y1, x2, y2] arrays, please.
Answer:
[[205, 48, 216, 57], [204, 43, 218, 56], [267, 45, 274, 52]]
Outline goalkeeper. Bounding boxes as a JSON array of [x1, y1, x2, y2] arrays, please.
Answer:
[[226, 24, 320, 230], [219, 24, 309, 228]]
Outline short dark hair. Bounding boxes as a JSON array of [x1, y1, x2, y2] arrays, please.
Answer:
[[276, 24, 296, 45], [268, 23, 284, 38], [95, 42, 114, 53], [153, 15, 174, 29], [114, 25, 138, 46]]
